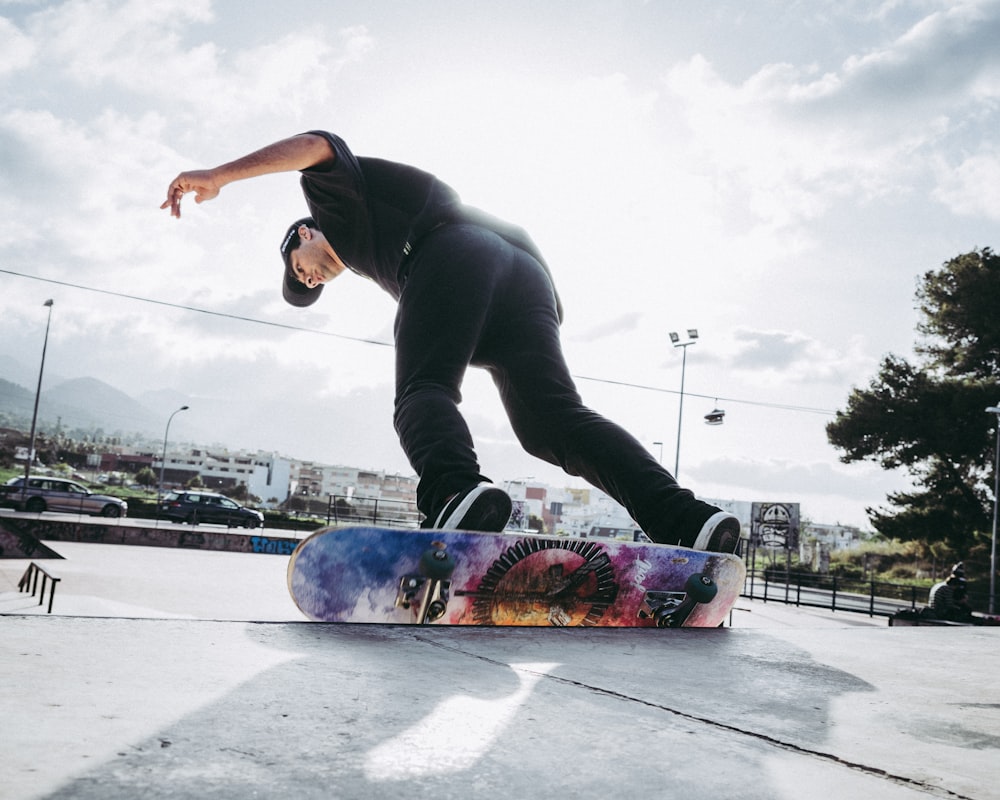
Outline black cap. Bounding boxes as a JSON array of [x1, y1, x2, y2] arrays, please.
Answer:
[[280, 217, 323, 307]]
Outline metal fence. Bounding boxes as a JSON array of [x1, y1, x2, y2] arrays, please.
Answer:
[[741, 568, 989, 618], [321, 494, 421, 529]]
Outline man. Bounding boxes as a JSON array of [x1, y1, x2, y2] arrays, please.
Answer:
[[928, 562, 972, 621], [162, 130, 740, 551]]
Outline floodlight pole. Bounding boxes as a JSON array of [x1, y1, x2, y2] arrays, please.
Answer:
[[986, 404, 1000, 615], [22, 300, 54, 502], [669, 329, 699, 479]]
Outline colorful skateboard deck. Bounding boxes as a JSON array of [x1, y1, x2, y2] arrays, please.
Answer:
[[287, 526, 746, 627]]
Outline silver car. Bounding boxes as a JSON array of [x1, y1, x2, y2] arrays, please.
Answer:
[[2, 476, 128, 517]]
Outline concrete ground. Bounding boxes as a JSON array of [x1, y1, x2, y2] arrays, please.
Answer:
[[2, 540, 998, 799]]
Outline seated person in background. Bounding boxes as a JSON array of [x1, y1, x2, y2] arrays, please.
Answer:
[[928, 562, 972, 621]]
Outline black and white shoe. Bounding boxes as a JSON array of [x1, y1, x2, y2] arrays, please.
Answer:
[[692, 511, 741, 554], [433, 483, 512, 532]]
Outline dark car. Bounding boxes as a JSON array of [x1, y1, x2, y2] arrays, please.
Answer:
[[1, 476, 128, 517], [159, 491, 263, 528]]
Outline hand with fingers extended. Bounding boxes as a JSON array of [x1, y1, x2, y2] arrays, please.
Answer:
[[160, 134, 336, 219], [160, 169, 222, 218]]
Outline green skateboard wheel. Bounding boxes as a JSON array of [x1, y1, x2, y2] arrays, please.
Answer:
[[420, 545, 456, 580], [685, 573, 718, 604]]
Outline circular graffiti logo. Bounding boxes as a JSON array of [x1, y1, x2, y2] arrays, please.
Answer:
[[464, 538, 619, 626]]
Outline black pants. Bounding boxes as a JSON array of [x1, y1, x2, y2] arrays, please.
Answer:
[[393, 224, 710, 544]]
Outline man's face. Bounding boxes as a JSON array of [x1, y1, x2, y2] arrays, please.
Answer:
[[289, 225, 346, 288]]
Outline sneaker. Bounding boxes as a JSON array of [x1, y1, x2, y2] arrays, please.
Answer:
[[692, 511, 741, 554], [433, 483, 512, 532]]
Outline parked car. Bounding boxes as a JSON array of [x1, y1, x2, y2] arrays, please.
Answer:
[[159, 491, 263, 528], [1, 476, 128, 517]]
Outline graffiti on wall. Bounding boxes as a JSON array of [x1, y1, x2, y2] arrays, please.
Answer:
[[750, 502, 800, 550]]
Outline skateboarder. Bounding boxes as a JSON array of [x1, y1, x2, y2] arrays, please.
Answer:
[[162, 131, 740, 552]]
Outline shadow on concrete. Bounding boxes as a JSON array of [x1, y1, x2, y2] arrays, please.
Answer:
[[41, 623, 884, 799]]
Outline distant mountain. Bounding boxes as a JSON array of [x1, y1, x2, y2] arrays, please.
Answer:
[[0, 377, 34, 417], [41, 377, 163, 433], [0, 354, 65, 390], [0, 373, 176, 441]]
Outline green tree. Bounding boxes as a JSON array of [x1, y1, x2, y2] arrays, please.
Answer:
[[827, 249, 1000, 555], [221, 483, 262, 505], [223, 483, 248, 502], [135, 467, 157, 488]]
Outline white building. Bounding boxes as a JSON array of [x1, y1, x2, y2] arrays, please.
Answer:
[[288, 463, 418, 506], [159, 448, 291, 504], [804, 522, 866, 551]]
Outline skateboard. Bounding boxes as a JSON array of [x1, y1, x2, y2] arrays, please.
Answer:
[[287, 526, 746, 627]]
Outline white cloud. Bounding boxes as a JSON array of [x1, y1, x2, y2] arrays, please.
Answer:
[[688, 454, 911, 528], [19, 0, 361, 126], [932, 148, 1000, 220], [726, 329, 874, 384], [841, 0, 1000, 103], [0, 15, 35, 76], [659, 1, 1000, 248], [571, 312, 643, 344], [32, 0, 215, 86], [0, 0, 997, 530]]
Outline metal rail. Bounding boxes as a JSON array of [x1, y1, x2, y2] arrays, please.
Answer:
[[742, 568, 942, 618], [18, 561, 61, 614]]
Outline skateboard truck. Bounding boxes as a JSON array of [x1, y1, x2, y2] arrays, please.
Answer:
[[638, 573, 718, 628], [395, 543, 456, 624]]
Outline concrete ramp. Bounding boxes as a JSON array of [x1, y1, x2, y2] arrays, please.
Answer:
[[0, 518, 63, 559], [4, 617, 997, 800]]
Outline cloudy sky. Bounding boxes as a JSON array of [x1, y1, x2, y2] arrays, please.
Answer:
[[2, 0, 998, 528]]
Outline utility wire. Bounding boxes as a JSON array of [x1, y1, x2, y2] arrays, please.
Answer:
[[0, 268, 390, 348], [574, 375, 836, 415], [1, 268, 837, 416]]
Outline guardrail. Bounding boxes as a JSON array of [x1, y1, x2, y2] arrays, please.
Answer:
[[322, 494, 421, 528], [18, 562, 61, 614], [742, 568, 931, 618]]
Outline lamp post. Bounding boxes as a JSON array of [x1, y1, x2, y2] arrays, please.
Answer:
[[158, 405, 189, 504], [669, 329, 698, 479], [986, 404, 1000, 615], [22, 299, 54, 503]]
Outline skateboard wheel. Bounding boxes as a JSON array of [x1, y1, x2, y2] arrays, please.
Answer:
[[419, 546, 456, 579], [685, 573, 718, 604]]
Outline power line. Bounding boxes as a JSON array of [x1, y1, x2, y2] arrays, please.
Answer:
[[573, 375, 836, 415], [1, 268, 837, 416], [0, 268, 391, 348]]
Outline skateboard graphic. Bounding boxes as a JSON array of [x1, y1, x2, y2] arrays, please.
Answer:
[[287, 526, 746, 627]]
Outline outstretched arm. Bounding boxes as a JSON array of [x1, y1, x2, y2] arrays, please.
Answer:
[[161, 133, 335, 218]]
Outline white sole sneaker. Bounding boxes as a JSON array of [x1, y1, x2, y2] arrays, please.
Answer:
[[692, 511, 741, 553], [433, 483, 512, 532]]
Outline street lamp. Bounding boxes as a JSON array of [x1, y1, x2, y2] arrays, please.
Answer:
[[22, 299, 54, 502], [669, 329, 698, 478], [986, 404, 1000, 615], [652, 441, 663, 464], [158, 405, 189, 503]]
